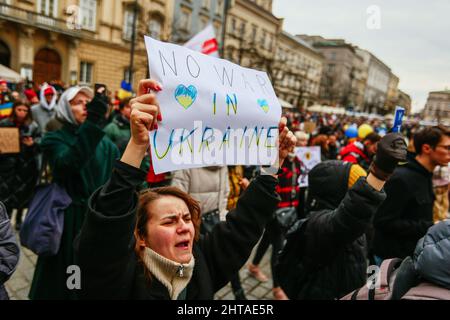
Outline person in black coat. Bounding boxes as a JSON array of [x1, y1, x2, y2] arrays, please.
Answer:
[[75, 79, 297, 300], [0, 201, 20, 300], [278, 133, 407, 300], [373, 126, 450, 260]]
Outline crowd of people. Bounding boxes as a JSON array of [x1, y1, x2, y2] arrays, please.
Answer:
[[0, 77, 449, 300]]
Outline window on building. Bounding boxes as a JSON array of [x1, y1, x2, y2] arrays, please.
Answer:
[[240, 21, 246, 36], [230, 17, 236, 34], [79, 61, 93, 85], [330, 52, 336, 60], [267, 35, 274, 51], [215, 0, 223, 15], [250, 25, 257, 43], [328, 64, 335, 73], [123, 9, 135, 40], [149, 19, 162, 39], [80, 0, 97, 31], [38, 0, 57, 17], [124, 67, 131, 84], [201, 0, 210, 10], [260, 30, 266, 48], [179, 9, 191, 31]]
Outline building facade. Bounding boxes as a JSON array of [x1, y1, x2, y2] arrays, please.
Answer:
[[224, 0, 282, 74], [171, 0, 224, 45], [423, 90, 450, 125], [298, 36, 359, 108], [275, 31, 323, 109], [397, 89, 412, 115], [385, 73, 399, 113], [0, 0, 174, 93]]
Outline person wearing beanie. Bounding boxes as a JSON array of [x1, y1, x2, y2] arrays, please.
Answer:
[[29, 85, 120, 300], [277, 133, 407, 300], [30, 84, 58, 134]]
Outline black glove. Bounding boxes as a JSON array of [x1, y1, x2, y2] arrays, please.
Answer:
[[370, 133, 407, 180], [86, 94, 108, 126]]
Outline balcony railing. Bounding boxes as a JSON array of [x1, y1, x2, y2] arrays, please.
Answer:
[[0, 3, 90, 38]]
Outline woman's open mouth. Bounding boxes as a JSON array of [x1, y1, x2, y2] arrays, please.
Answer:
[[175, 241, 189, 250]]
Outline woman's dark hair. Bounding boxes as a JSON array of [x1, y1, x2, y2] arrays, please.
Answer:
[[11, 100, 32, 125], [414, 125, 450, 155], [134, 186, 201, 282], [119, 97, 132, 111]]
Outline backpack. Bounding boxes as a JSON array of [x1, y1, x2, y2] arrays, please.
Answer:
[[401, 282, 450, 300], [340, 258, 403, 300]]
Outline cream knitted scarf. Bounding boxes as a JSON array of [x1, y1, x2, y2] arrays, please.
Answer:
[[142, 247, 195, 300]]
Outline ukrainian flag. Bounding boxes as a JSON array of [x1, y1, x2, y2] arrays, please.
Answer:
[[118, 80, 132, 100], [0, 102, 13, 117]]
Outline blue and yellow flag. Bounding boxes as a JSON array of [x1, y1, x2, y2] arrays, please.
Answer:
[[0, 102, 13, 117]]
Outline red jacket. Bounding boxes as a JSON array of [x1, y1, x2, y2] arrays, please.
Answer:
[[339, 141, 370, 169]]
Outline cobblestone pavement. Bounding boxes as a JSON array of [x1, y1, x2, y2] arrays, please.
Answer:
[[6, 210, 276, 300]]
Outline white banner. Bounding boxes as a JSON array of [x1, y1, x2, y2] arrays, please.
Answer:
[[145, 36, 282, 174]]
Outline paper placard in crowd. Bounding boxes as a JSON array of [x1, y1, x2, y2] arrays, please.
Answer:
[[295, 146, 321, 187], [0, 127, 20, 154], [144, 36, 282, 174], [303, 121, 316, 134]]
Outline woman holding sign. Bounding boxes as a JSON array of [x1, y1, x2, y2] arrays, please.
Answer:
[[0, 100, 41, 225], [75, 79, 296, 300]]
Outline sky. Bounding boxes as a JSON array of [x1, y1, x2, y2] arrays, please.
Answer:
[[272, 0, 450, 113]]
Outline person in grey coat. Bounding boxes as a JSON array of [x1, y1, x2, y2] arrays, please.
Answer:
[[391, 219, 450, 299], [0, 201, 20, 300]]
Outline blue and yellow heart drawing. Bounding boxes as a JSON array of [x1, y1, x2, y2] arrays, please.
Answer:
[[257, 99, 269, 113], [174, 84, 198, 110]]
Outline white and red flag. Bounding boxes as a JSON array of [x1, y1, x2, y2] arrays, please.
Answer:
[[184, 24, 220, 57]]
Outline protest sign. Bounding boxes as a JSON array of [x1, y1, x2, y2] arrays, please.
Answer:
[[144, 36, 282, 174], [392, 106, 405, 133], [295, 146, 321, 187], [0, 127, 20, 154], [303, 121, 316, 134]]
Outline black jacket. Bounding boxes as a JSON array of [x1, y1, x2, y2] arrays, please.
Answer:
[[76, 161, 279, 299], [373, 158, 434, 259], [0, 202, 20, 300], [279, 160, 386, 300]]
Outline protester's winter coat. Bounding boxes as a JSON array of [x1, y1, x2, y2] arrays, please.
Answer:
[[29, 120, 119, 300], [277, 157, 301, 208], [75, 161, 279, 299], [279, 160, 386, 300], [391, 220, 450, 299], [0, 118, 41, 215], [0, 202, 20, 300], [340, 141, 371, 171], [30, 86, 57, 133], [103, 115, 131, 154], [172, 167, 230, 220], [373, 158, 435, 259]]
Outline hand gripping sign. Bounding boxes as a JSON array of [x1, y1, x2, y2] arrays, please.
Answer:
[[144, 36, 282, 174]]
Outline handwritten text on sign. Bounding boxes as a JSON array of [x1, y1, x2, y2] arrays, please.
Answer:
[[144, 36, 282, 174]]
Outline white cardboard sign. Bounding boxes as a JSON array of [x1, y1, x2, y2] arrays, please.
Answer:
[[295, 146, 321, 187], [144, 36, 281, 174]]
